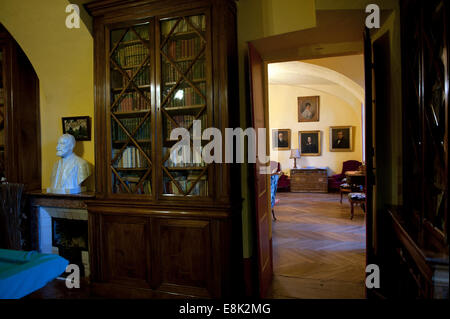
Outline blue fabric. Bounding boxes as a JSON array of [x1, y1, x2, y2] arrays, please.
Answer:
[[0, 249, 68, 299], [270, 174, 280, 208]]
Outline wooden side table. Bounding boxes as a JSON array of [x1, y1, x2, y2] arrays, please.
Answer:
[[345, 171, 366, 190], [290, 168, 328, 193]]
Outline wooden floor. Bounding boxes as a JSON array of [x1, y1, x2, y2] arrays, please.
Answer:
[[267, 192, 366, 299], [27, 278, 94, 299]]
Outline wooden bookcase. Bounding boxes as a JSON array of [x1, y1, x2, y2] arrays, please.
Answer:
[[0, 25, 41, 191], [85, 0, 241, 298], [374, 0, 449, 298]]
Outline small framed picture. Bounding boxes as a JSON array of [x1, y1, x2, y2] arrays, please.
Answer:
[[329, 126, 353, 152], [298, 96, 320, 122], [62, 116, 91, 141], [299, 130, 321, 156], [272, 129, 291, 150]]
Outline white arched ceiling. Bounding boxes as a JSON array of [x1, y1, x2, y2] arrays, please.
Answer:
[[268, 61, 365, 108]]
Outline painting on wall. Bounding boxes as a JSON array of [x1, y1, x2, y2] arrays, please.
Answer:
[[298, 96, 320, 122], [329, 126, 353, 152], [272, 129, 291, 150], [299, 130, 321, 156], [62, 116, 91, 141]]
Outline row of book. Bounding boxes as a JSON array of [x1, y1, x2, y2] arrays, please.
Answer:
[[165, 114, 207, 140], [163, 60, 205, 84], [112, 118, 151, 141], [112, 146, 149, 168], [161, 15, 206, 36], [111, 68, 150, 88], [163, 174, 208, 196], [113, 91, 151, 112], [165, 83, 206, 107], [114, 176, 152, 195], [163, 145, 207, 168], [114, 43, 148, 68], [167, 37, 203, 61]]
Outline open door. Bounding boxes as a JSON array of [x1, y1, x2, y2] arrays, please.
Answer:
[[248, 42, 272, 297], [364, 28, 376, 296]]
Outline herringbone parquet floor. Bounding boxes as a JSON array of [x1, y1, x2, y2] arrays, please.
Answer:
[[267, 192, 366, 299]]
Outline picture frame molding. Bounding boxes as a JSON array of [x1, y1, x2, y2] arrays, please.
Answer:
[[329, 125, 353, 152], [62, 116, 91, 141], [299, 130, 321, 156], [298, 95, 320, 122], [272, 128, 291, 151]]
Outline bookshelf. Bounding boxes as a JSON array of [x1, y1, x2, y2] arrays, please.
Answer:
[[160, 15, 209, 197], [109, 23, 153, 195], [86, 0, 240, 298], [106, 14, 210, 197]]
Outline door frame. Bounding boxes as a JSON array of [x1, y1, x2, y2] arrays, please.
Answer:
[[248, 41, 370, 298]]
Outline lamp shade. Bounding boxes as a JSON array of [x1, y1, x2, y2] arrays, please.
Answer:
[[290, 149, 301, 159]]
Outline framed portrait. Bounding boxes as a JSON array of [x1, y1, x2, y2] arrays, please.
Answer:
[[299, 130, 321, 156], [298, 96, 320, 122], [329, 126, 353, 152], [62, 116, 91, 141], [272, 129, 291, 150]]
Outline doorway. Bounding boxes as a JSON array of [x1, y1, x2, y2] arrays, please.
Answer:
[[247, 7, 396, 301], [266, 56, 367, 299]]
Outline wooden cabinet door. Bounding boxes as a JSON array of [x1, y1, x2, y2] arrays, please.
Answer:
[[248, 42, 272, 298], [101, 215, 151, 288], [152, 218, 214, 297]]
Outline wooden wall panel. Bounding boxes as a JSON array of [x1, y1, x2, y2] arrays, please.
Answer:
[[102, 215, 151, 288], [155, 219, 212, 296]]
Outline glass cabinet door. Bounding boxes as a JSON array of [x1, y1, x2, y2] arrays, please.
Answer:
[[423, 0, 447, 232], [159, 14, 209, 197], [109, 22, 153, 195]]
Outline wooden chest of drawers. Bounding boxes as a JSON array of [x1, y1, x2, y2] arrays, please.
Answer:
[[290, 169, 328, 193]]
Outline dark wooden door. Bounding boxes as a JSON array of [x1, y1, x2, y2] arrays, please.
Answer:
[[248, 42, 272, 297], [364, 28, 376, 287]]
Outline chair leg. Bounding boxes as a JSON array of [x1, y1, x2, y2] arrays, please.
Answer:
[[350, 201, 354, 220], [272, 209, 277, 221], [340, 191, 343, 204]]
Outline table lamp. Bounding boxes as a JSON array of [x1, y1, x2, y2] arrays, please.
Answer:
[[290, 149, 301, 169]]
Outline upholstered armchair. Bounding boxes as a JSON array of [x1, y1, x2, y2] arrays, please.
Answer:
[[328, 160, 362, 192]]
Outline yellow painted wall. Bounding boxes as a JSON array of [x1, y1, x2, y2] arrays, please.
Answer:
[[269, 84, 363, 175], [0, 0, 94, 190]]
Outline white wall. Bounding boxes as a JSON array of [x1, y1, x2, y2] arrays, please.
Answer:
[[269, 85, 363, 176]]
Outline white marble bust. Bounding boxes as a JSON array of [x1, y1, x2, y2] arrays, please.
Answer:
[[47, 134, 91, 194]]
